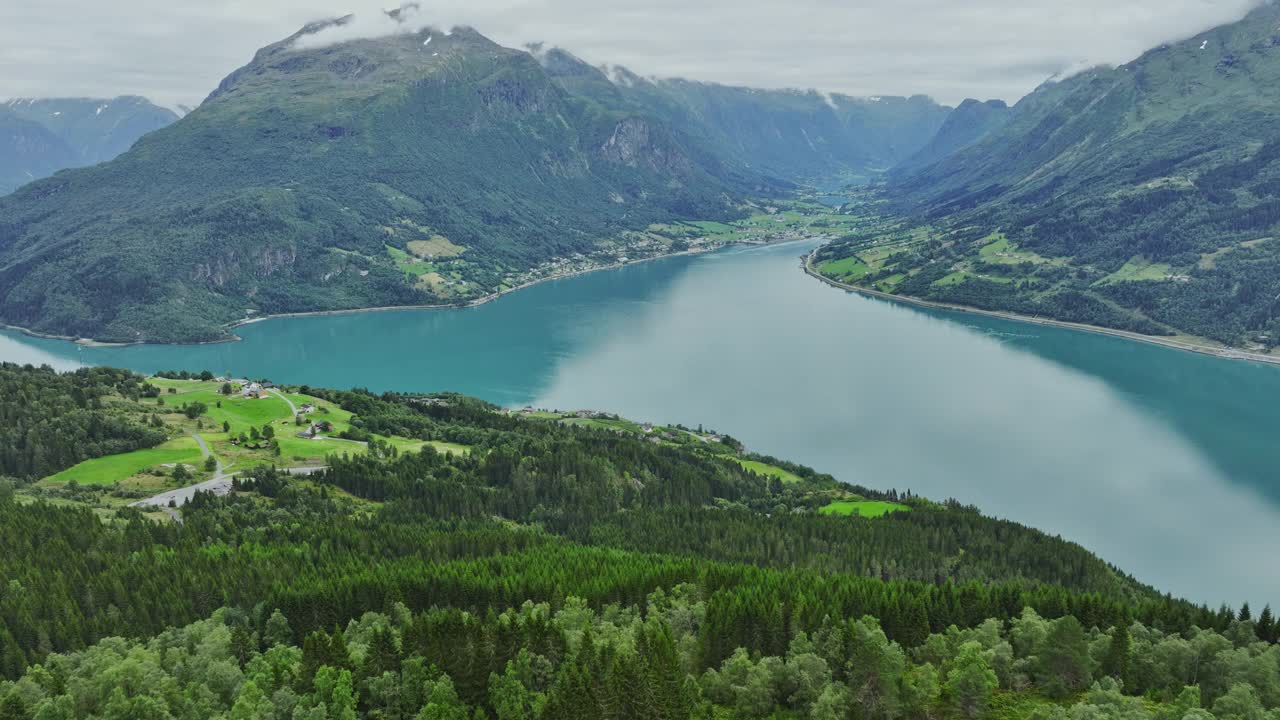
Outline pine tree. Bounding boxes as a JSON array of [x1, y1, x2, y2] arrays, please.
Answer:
[[1037, 616, 1091, 699], [264, 609, 292, 648], [1256, 605, 1275, 644], [1100, 622, 1131, 687]]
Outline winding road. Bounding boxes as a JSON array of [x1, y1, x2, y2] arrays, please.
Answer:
[[130, 426, 326, 520], [267, 388, 298, 415]]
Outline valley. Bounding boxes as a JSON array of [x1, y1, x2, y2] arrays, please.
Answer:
[[5, 3, 1280, 718], [6, 237, 1280, 609]]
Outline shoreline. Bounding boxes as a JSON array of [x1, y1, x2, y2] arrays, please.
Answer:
[[1, 242, 751, 348], [227, 243, 736, 329], [801, 247, 1280, 368]]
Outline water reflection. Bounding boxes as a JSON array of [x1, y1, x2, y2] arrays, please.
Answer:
[[1, 240, 1278, 605], [532, 241, 1280, 606]]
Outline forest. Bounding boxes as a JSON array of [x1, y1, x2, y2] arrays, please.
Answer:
[[0, 363, 1277, 719]]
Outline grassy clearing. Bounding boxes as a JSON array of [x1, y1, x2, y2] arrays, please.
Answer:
[[387, 245, 436, 277], [934, 270, 970, 287], [1199, 238, 1269, 270], [272, 435, 362, 463], [424, 440, 471, 456], [687, 220, 737, 234], [819, 500, 910, 518], [978, 233, 1012, 256], [155, 390, 291, 430], [44, 437, 204, 487], [407, 236, 465, 258], [818, 257, 871, 281], [978, 232, 1058, 265], [876, 273, 906, 292], [730, 458, 803, 484], [560, 417, 646, 434], [1097, 256, 1173, 284], [147, 378, 223, 394]]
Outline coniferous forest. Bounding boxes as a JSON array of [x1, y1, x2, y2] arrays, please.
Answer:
[[0, 363, 1277, 719]]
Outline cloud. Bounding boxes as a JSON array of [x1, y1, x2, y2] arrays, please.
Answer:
[[291, 3, 434, 50], [0, 0, 1267, 110]]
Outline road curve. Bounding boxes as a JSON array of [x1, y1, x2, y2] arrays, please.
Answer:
[[268, 388, 298, 416]]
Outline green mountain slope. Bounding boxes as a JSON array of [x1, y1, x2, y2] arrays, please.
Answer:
[[0, 97, 176, 195], [0, 22, 947, 344], [858, 2, 1280, 348]]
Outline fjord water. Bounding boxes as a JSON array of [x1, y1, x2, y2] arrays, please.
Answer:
[[4, 239, 1279, 606]]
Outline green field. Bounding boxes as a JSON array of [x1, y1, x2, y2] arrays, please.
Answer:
[[142, 380, 448, 468], [560, 416, 645, 434], [875, 273, 906, 291], [149, 379, 294, 428], [818, 256, 871, 281], [977, 233, 1062, 266], [1097, 256, 1173, 284], [934, 270, 970, 287], [819, 500, 910, 518], [386, 244, 436, 277], [425, 440, 471, 456], [44, 436, 204, 487], [686, 220, 737, 234], [730, 458, 803, 484]]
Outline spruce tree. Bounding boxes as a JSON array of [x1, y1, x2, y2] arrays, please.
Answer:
[[1100, 622, 1131, 688], [1037, 616, 1091, 699], [1256, 605, 1275, 643]]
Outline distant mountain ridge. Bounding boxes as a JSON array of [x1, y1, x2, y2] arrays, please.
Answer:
[[0, 96, 177, 195], [0, 108, 79, 194], [0, 21, 948, 343], [535, 47, 949, 183], [893, 98, 1010, 174]]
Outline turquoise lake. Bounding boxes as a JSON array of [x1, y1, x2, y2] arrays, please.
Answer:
[[4, 238, 1279, 607]]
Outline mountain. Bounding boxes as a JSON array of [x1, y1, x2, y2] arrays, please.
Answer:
[[865, 2, 1280, 348], [0, 22, 946, 344], [893, 98, 1010, 173], [0, 108, 79, 194], [0, 97, 176, 194], [535, 47, 949, 183]]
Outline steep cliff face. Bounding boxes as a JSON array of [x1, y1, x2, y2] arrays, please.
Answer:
[[599, 117, 697, 177]]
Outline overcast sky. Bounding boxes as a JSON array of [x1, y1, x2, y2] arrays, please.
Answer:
[[0, 0, 1264, 110]]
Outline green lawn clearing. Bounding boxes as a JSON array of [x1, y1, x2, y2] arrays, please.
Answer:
[[1097, 256, 1173, 284], [819, 256, 871, 281], [44, 436, 204, 487], [819, 500, 910, 518], [730, 458, 803, 484], [978, 232, 1057, 265]]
